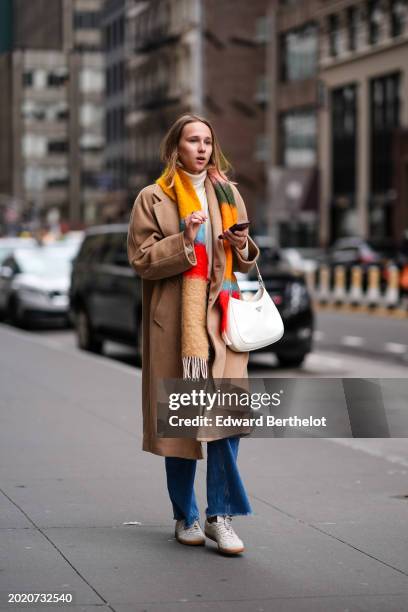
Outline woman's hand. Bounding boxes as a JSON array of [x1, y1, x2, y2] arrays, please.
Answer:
[[220, 227, 248, 250], [183, 210, 207, 246]]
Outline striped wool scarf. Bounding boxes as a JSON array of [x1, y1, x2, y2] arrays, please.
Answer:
[[156, 167, 241, 381]]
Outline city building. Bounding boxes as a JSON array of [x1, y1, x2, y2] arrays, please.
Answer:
[[266, 0, 321, 247], [126, 0, 269, 229], [0, 0, 105, 232], [126, 0, 204, 200], [317, 0, 408, 247], [100, 0, 129, 221], [266, 0, 408, 249]]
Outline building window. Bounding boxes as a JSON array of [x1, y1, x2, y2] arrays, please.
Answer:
[[368, 0, 382, 45], [21, 100, 68, 122], [255, 16, 270, 43], [79, 133, 104, 153], [347, 6, 359, 51], [280, 109, 317, 167], [119, 61, 125, 91], [119, 106, 125, 138], [280, 24, 318, 81], [46, 167, 69, 188], [79, 69, 104, 93], [119, 16, 125, 45], [74, 11, 100, 29], [370, 72, 400, 194], [24, 166, 45, 190], [331, 85, 357, 198], [330, 85, 358, 239], [105, 24, 112, 50], [22, 134, 47, 157], [22, 71, 33, 87], [390, 0, 407, 37], [48, 140, 68, 154], [80, 103, 104, 128], [255, 74, 269, 104], [26, 69, 47, 90], [328, 14, 340, 57], [47, 68, 68, 87], [369, 72, 400, 239], [111, 64, 117, 93]]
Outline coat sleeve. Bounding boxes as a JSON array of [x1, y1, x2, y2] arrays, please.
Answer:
[[127, 187, 197, 280], [230, 184, 260, 274]]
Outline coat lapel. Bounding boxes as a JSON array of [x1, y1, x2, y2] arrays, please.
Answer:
[[151, 184, 180, 236]]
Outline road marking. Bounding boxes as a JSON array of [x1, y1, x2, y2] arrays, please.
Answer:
[[306, 353, 342, 368], [384, 342, 407, 354], [341, 335, 364, 347]]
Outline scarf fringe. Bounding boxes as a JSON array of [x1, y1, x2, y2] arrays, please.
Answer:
[[183, 356, 208, 381]]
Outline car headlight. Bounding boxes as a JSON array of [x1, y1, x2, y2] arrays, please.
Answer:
[[288, 282, 309, 313]]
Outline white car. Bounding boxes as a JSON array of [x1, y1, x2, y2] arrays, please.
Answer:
[[0, 245, 78, 328], [0, 236, 37, 265]]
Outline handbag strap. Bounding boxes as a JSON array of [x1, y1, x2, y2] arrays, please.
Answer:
[[229, 260, 265, 296]]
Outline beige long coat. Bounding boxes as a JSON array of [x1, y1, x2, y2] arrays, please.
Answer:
[[127, 176, 260, 459]]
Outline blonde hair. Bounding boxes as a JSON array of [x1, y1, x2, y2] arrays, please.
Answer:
[[158, 113, 236, 188]]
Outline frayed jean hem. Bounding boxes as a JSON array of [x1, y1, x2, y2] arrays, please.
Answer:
[[205, 510, 254, 519]]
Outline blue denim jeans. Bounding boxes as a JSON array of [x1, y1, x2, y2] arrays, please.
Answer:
[[165, 435, 253, 528]]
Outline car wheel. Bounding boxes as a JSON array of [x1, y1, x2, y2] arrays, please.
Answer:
[[76, 307, 103, 353], [276, 353, 306, 368]]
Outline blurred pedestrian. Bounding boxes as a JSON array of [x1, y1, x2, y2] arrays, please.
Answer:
[[127, 114, 260, 555]]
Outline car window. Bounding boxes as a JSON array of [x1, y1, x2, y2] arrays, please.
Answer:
[[102, 233, 128, 266], [76, 234, 108, 264]]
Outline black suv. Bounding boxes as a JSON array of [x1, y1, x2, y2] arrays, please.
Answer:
[[240, 236, 314, 367], [69, 224, 143, 359], [70, 226, 314, 367]]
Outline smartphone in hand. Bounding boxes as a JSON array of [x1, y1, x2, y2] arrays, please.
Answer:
[[218, 221, 250, 240]]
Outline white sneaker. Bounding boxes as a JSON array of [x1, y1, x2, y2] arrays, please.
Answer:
[[175, 519, 205, 545], [204, 515, 245, 554]]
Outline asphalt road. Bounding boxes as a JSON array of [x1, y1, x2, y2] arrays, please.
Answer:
[[1, 323, 408, 611], [313, 309, 408, 365]]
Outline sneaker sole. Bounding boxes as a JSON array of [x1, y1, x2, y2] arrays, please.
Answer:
[[175, 532, 205, 546], [204, 530, 245, 554]]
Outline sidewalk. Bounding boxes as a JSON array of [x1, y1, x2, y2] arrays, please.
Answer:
[[1, 324, 407, 611]]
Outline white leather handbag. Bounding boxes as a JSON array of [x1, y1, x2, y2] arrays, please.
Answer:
[[222, 262, 284, 352]]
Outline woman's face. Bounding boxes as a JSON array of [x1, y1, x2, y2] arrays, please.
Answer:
[[177, 121, 213, 174]]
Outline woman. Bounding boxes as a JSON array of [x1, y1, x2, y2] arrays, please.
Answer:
[[127, 114, 260, 555]]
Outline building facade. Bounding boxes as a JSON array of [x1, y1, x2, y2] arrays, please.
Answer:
[[266, 0, 321, 247], [318, 0, 408, 248], [126, 0, 203, 197], [101, 0, 129, 221], [267, 0, 408, 248], [126, 0, 270, 229], [0, 0, 105, 232]]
